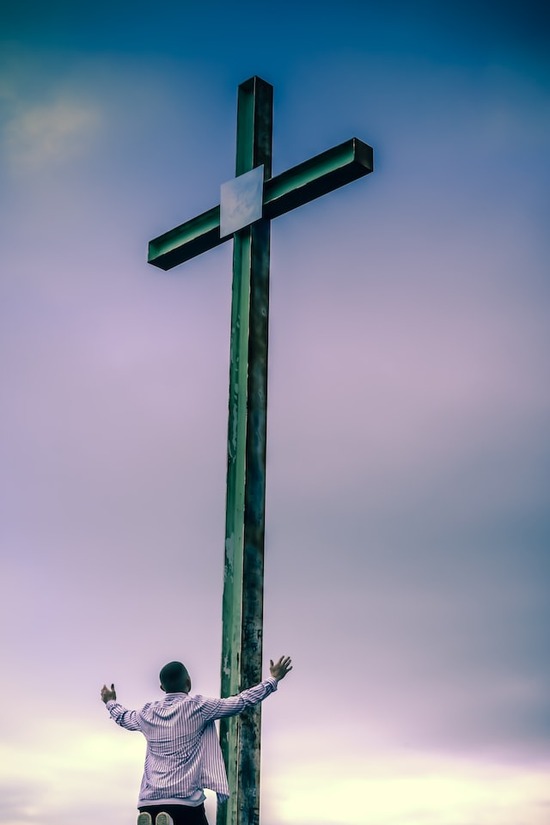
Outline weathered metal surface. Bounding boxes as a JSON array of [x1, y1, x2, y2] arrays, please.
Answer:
[[147, 137, 373, 271], [217, 76, 272, 825], [148, 204, 221, 270], [263, 137, 373, 219]]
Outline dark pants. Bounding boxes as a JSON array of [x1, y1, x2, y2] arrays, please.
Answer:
[[138, 804, 209, 825]]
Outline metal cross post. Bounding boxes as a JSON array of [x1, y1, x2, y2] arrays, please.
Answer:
[[148, 76, 373, 825]]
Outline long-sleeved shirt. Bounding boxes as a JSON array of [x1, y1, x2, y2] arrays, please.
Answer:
[[105, 676, 278, 806]]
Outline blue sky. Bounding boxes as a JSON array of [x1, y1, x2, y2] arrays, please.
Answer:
[[1, 2, 549, 824]]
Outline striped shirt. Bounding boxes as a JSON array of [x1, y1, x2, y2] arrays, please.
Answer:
[[105, 677, 278, 806]]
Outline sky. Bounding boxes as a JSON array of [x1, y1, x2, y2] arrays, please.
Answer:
[[1, 1, 549, 824]]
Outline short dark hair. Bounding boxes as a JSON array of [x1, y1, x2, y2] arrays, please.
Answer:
[[159, 661, 190, 692]]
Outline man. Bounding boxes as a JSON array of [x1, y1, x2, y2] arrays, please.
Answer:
[[101, 655, 292, 825]]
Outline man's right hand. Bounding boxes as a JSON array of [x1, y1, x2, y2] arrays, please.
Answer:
[[269, 656, 293, 681]]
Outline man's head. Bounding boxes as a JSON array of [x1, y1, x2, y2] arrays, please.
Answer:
[[159, 661, 191, 693]]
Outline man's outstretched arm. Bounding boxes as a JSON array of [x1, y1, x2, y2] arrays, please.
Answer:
[[199, 655, 293, 722], [100, 682, 141, 731]]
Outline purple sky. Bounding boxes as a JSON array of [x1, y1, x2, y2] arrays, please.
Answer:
[[1, 2, 549, 824]]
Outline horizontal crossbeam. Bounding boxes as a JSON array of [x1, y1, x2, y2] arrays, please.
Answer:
[[148, 137, 373, 271]]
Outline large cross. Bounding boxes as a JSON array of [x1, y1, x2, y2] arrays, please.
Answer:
[[148, 76, 373, 825]]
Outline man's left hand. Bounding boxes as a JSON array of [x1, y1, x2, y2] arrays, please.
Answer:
[[101, 683, 117, 703]]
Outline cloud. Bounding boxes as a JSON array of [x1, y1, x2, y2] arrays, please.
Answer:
[[262, 749, 550, 825], [0, 720, 144, 825], [3, 97, 101, 173], [0, 780, 38, 824]]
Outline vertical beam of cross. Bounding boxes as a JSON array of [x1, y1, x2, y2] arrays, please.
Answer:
[[218, 76, 272, 825]]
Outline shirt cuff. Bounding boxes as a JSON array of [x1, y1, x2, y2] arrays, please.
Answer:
[[266, 676, 278, 690]]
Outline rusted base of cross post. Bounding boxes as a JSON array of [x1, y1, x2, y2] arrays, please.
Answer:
[[217, 77, 273, 825]]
